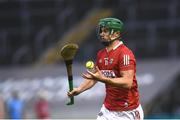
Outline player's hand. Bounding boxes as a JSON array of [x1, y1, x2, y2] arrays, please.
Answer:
[[67, 88, 81, 97], [82, 66, 105, 82]]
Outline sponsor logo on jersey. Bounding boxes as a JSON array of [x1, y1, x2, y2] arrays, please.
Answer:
[[101, 70, 116, 78]]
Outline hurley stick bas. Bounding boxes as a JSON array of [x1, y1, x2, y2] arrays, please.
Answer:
[[60, 43, 78, 105]]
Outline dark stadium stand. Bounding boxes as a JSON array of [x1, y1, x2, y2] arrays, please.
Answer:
[[0, 0, 179, 65]]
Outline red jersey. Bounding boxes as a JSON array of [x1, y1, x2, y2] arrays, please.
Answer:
[[35, 99, 50, 119], [96, 41, 140, 111]]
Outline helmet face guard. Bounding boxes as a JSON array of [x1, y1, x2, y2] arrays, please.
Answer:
[[97, 18, 124, 46]]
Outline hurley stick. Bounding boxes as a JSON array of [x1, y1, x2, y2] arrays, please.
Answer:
[[60, 43, 78, 105]]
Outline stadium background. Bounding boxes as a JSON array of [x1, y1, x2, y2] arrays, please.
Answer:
[[0, 0, 180, 119]]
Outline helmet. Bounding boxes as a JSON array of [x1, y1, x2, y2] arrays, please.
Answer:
[[98, 17, 124, 34], [97, 17, 124, 46]]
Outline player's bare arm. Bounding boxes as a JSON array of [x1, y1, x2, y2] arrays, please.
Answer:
[[67, 79, 97, 97], [103, 70, 134, 88], [83, 66, 134, 89]]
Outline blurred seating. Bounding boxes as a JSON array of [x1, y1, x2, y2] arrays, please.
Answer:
[[0, 0, 179, 65]]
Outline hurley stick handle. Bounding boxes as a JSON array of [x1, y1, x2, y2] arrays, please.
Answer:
[[65, 60, 74, 105]]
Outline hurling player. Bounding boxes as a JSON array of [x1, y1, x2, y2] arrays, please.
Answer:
[[68, 17, 144, 120]]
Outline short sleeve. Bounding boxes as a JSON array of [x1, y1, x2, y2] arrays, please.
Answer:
[[119, 51, 136, 71]]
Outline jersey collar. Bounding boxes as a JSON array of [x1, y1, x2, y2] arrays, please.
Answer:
[[113, 41, 123, 50]]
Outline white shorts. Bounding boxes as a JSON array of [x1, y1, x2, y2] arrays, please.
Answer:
[[97, 104, 144, 120]]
